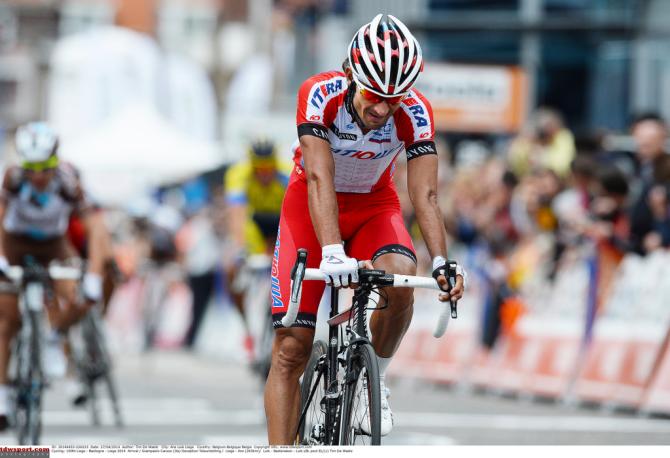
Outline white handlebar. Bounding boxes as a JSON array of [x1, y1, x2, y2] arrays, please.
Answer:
[[284, 267, 453, 337], [6, 265, 81, 283]]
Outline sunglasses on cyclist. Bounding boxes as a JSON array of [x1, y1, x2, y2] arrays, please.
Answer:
[[358, 87, 406, 105], [22, 155, 59, 173]]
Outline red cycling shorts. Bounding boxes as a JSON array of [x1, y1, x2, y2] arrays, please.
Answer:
[[270, 171, 415, 329]]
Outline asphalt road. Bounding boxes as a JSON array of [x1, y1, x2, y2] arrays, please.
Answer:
[[1, 351, 669, 446]]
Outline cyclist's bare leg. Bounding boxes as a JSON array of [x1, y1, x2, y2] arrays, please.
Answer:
[[264, 327, 314, 445], [48, 279, 88, 332], [0, 293, 19, 427], [0, 293, 20, 385], [226, 265, 250, 333], [101, 259, 119, 315], [369, 253, 416, 358]]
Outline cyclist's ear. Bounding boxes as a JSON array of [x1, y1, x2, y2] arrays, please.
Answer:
[[343, 65, 353, 83]]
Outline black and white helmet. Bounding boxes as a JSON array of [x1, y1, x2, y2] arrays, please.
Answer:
[[347, 14, 424, 97], [15, 122, 59, 163]]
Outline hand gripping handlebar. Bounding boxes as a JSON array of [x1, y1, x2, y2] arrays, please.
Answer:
[[282, 249, 458, 337]]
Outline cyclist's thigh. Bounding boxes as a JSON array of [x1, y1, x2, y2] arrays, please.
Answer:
[[271, 179, 323, 330], [0, 235, 32, 326], [0, 293, 20, 330], [49, 237, 85, 310], [346, 209, 417, 272]]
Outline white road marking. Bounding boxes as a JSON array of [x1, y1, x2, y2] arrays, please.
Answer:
[[30, 402, 670, 435], [399, 412, 670, 433], [42, 408, 265, 426]]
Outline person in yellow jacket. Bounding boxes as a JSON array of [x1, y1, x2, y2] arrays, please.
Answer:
[[224, 139, 292, 359]]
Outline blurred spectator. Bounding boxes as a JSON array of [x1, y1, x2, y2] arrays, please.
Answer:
[[177, 205, 221, 349], [628, 113, 670, 255], [587, 166, 631, 255], [585, 165, 631, 309], [508, 107, 576, 179], [553, 155, 597, 235]]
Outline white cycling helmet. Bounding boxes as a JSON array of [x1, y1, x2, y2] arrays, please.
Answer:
[[347, 14, 424, 97], [15, 122, 59, 163]]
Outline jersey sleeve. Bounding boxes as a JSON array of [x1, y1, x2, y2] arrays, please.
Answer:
[[395, 89, 437, 161], [57, 162, 92, 214], [0, 167, 23, 204], [296, 71, 347, 142], [224, 163, 250, 206]]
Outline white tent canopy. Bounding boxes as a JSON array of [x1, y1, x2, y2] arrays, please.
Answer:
[[60, 104, 223, 206]]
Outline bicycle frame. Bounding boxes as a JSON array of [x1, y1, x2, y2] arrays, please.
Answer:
[[292, 248, 460, 445], [5, 261, 81, 445], [298, 283, 379, 445]]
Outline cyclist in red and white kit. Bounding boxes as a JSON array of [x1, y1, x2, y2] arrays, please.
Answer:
[[264, 14, 466, 444]]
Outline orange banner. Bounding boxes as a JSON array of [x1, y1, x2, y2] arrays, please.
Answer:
[[416, 63, 528, 133]]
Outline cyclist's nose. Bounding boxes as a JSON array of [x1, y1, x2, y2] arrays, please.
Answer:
[[370, 102, 391, 118]]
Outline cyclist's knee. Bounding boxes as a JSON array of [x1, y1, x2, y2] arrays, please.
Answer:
[[372, 252, 416, 277], [372, 253, 416, 307], [381, 287, 414, 314], [272, 329, 313, 378]]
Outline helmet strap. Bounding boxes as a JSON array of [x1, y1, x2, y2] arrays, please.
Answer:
[[344, 83, 367, 132]]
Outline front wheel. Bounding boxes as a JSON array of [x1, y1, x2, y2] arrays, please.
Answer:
[[339, 343, 381, 445], [15, 311, 43, 445], [297, 340, 328, 445]]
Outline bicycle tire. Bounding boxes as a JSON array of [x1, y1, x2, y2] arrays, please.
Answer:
[[339, 343, 381, 445], [82, 309, 124, 427], [103, 371, 124, 427], [297, 340, 328, 445], [14, 333, 29, 445], [255, 307, 274, 381], [16, 311, 43, 445]]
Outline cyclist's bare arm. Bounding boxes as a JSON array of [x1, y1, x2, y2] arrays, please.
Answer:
[[82, 209, 109, 276], [406, 154, 464, 300], [300, 135, 342, 246]]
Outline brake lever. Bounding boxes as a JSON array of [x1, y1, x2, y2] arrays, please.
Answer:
[[448, 263, 458, 319]]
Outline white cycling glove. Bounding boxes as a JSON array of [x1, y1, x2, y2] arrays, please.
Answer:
[[320, 244, 358, 288], [83, 272, 103, 302], [432, 256, 468, 291]]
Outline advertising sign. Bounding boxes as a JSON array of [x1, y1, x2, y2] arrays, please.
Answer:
[[416, 63, 527, 133]]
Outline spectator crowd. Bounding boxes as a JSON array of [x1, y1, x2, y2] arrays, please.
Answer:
[[394, 108, 670, 348]]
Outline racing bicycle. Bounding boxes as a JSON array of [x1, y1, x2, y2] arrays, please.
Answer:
[[2, 258, 80, 445], [70, 301, 123, 428], [283, 249, 458, 445]]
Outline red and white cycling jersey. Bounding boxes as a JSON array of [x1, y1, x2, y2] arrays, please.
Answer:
[[293, 71, 437, 193]]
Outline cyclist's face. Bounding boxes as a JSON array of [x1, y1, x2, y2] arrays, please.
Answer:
[[253, 164, 276, 186], [26, 169, 55, 190], [347, 73, 404, 131]]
